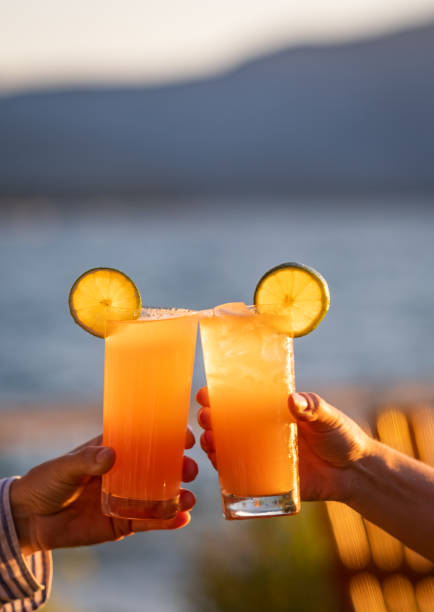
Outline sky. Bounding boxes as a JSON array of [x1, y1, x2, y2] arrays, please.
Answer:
[[1, 0, 434, 92]]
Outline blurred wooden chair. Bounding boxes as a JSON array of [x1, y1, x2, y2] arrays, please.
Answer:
[[325, 402, 434, 612]]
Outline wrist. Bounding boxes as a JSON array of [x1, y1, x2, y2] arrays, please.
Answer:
[[344, 436, 380, 508], [9, 477, 37, 556]]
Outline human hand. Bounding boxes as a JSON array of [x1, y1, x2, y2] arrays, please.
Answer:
[[196, 387, 217, 470], [197, 387, 372, 503], [10, 429, 198, 555], [287, 392, 372, 502]]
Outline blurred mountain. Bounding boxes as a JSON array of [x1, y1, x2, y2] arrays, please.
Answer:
[[1, 22, 434, 196]]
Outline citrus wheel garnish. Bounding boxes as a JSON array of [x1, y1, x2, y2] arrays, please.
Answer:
[[253, 262, 330, 337], [69, 268, 141, 337]]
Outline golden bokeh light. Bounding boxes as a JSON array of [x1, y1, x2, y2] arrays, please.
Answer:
[[376, 408, 414, 456], [411, 405, 434, 466], [364, 520, 403, 571], [382, 574, 418, 612], [327, 402, 434, 610], [415, 577, 434, 612], [349, 573, 388, 612], [405, 549, 433, 574], [376, 406, 433, 572], [326, 502, 370, 570]]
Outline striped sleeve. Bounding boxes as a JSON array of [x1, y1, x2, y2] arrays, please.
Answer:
[[0, 478, 52, 611]]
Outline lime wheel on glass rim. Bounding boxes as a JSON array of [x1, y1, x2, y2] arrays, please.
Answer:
[[254, 262, 330, 337], [69, 267, 142, 338]]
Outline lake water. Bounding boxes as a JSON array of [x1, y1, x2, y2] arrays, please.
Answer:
[[1, 197, 434, 402], [1, 197, 434, 611]]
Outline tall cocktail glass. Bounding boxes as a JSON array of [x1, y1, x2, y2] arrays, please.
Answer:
[[199, 304, 300, 519], [102, 308, 198, 519]]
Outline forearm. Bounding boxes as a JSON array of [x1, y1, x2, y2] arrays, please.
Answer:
[[348, 439, 434, 561]]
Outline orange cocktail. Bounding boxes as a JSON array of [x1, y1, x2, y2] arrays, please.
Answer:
[[200, 304, 299, 519], [102, 308, 197, 519]]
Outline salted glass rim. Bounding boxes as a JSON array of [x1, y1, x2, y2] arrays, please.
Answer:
[[104, 306, 198, 323]]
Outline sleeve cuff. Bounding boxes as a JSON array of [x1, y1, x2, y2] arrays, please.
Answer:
[[0, 477, 52, 606]]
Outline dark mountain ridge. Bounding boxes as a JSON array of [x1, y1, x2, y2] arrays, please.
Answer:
[[1, 22, 434, 196]]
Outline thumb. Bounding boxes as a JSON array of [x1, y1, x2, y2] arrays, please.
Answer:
[[289, 392, 342, 432], [289, 392, 371, 467], [52, 446, 116, 485]]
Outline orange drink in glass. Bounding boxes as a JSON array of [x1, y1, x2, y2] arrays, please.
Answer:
[[102, 308, 197, 519], [199, 303, 300, 519]]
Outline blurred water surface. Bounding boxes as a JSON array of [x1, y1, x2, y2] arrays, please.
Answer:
[[1, 198, 434, 403], [1, 197, 434, 611]]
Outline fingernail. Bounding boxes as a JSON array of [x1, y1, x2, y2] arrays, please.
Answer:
[[96, 447, 113, 464], [291, 393, 309, 411]]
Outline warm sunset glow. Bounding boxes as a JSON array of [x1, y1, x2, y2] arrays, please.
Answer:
[[326, 502, 370, 569], [376, 407, 433, 572], [364, 521, 404, 571], [411, 405, 434, 465], [349, 573, 388, 612], [376, 408, 415, 456], [2, 1, 434, 92], [404, 547, 434, 573], [415, 577, 434, 612], [358, 422, 407, 571], [382, 575, 418, 612], [328, 405, 434, 588]]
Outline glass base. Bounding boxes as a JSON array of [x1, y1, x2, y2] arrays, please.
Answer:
[[101, 491, 179, 520], [222, 490, 300, 520]]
